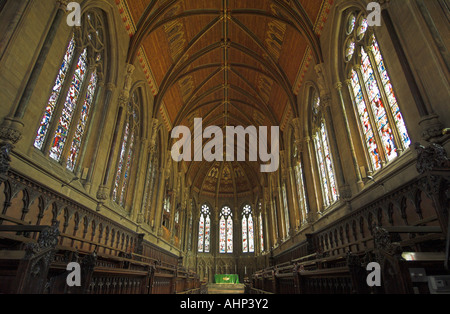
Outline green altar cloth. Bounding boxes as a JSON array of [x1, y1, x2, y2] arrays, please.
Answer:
[[214, 274, 240, 284]]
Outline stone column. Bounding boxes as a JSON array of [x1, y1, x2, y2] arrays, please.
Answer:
[[96, 64, 135, 207], [288, 166, 300, 229], [290, 118, 305, 226], [335, 81, 364, 190], [0, 1, 71, 180], [85, 82, 116, 193], [378, 0, 445, 143], [315, 63, 350, 200], [130, 137, 148, 221], [13, 0, 69, 120], [305, 135, 320, 220]]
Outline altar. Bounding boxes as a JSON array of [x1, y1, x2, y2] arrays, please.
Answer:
[[214, 274, 240, 284]]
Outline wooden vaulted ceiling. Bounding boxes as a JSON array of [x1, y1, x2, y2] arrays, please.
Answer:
[[123, 0, 327, 196]]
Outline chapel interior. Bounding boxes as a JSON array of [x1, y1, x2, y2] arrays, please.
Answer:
[[0, 0, 449, 295]]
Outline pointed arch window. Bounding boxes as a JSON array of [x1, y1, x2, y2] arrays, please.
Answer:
[[219, 206, 233, 254], [259, 209, 264, 252], [198, 204, 211, 253], [293, 154, 308, 223], [242, 204, 254, 253], [312, 91, 339, 208], [34, 11, 105, 172], [188, 204, 193, 251], [162, 192, 171, 229], [282, 184, 290, 236], [344, 13, 411, 173], [142, 138, 160, 225], [112, 90, 140, 207]]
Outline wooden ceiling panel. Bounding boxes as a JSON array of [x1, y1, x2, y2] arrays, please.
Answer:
[[125, 0, 326, 195]]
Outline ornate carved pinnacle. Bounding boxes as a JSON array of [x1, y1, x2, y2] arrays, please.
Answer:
[[314, 63, 330, 98], [415, 142, 450, 174], [377, 0, 391, 10], [334, 82, 343, 91], [56, 0, 70, 11], [120, 64, 136, 102]]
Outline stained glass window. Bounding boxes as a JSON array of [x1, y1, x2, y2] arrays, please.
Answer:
[[67, 69, 98, 171], [242, 205, 254, 253], [312, 91, 339, 208], [112, 91, 140, 207], [344, 13, 410, 173], [198, 204, 211, 253], [346, 39, 356, 61], [360, 47, 397, 163], [312, 91, 321, 115], [370, 36, 411, 148], [142, 149, 159, 225], [294, 160, 308, 223], [356, 18, 369, 40], [259, 212, 264, 252], [350, 69, 382, 170], [49, 48, 88, 162], [163, 196, 170, 213], [188, 210, 193, 250], [347, 13, 356, 34], [34, 36, 76, 150], [34, 10, 105, 173], [112, 121, 129, 202], [314, 119, 339, 208], [219, 206, 233, 254], [282, 185, 290, 236]]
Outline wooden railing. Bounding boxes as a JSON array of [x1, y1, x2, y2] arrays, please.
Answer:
[[0, 171, 203, 294], [249, 252, 360, 294], [0, 222, 204, 294], [249, 156, 450, 294]]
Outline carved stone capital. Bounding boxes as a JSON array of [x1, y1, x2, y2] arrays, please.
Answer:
[[419, 114, 445, 142], [0, 117, 24, 144], [320, 94, 332, 108], [0, 143, 12, 180], [96, 185, 109, 201], [106, 82, 116, 92], [339, 184, 352, 200], [136, 212, 144, 224]]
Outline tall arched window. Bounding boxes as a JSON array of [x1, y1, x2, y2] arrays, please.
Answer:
[[162, 192, 171, 229], [187, 202, 193, 251], [312, 91, 339, 208], [281, 184, 290, 237], [142, 135, 160, 225], [112, 89, 141, 207], [198, 204, 211, 253], [219, 206, 233, 254], [259, 210, 264, 252], [344, 12, 411, 173], [34, 11, 105, 172], [242, 204, 254, 253], [293, 145, 308, 223]]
